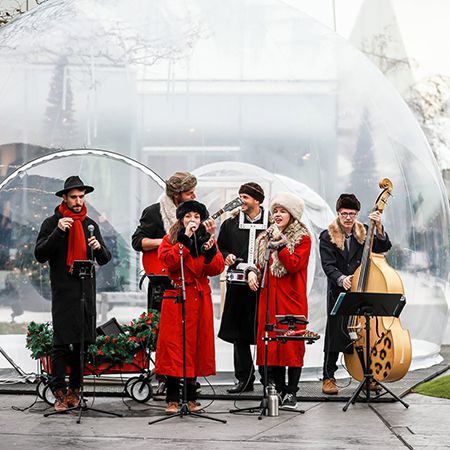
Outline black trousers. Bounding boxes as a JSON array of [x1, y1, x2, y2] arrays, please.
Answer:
[[272, 366, 302, 395], [50, 343, 87, 393], [233, 341, 255, 383], [322, 350, 340, 379], [166, 376, 197, 403]]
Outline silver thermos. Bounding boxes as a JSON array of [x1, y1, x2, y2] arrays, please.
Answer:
[[267, 385, 279, 416]]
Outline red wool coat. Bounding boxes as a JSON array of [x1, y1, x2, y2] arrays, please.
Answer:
[[256, 234, 311, 367], [155, 235, 225, 378]]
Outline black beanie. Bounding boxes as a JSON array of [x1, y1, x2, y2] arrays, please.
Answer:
[[238, 182, 265, 203], [176, 200, 209, 221], [336, 193, 361, 211]]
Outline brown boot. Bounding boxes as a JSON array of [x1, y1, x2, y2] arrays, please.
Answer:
[[165, 402, 179, 414], [187, 401, 202, 413], [66, 388, 80, 407], [322, 378, 338, 395], [54, 389, 68, 412]]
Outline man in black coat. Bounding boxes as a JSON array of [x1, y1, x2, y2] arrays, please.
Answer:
[[217, 182, 267, 393], [35, 176, 111, 411], [319, 193, 391, 395], [131, 171, 197, 310]]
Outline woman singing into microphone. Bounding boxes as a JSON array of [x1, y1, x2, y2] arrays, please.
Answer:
[[155, 200, 224, 414], [248, 192, 311, 410]]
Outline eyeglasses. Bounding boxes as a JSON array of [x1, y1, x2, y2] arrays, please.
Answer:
[[339, 212, 358, 218]]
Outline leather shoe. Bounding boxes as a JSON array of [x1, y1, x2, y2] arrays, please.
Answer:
[[53, 389, 68, 412], [227, 380, 254, 394], [322, 378, 338, 395]]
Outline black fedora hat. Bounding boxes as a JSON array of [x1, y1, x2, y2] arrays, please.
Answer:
[[55, 176, 94, 197]]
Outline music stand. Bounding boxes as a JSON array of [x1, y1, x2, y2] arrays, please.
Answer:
[[331, 291, 409, 411], [44, 260, 121, 423]]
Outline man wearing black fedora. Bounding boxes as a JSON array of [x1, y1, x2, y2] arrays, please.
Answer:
[[35, 176, 111, 411], [319, 193, 391, 395]]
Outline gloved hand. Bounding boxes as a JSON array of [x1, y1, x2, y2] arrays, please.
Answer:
[[269, 233, 288, 250]]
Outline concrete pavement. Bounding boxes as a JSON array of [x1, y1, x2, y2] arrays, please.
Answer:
[[0, 386, 449, 449]]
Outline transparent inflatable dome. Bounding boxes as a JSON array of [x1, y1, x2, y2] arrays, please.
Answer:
[[0, 0, 448, 375]]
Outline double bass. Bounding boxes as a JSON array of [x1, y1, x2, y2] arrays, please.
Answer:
[[344, 178, 412, 382]]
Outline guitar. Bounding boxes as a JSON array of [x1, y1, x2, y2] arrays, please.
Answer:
[[142, 197, 243, 274]]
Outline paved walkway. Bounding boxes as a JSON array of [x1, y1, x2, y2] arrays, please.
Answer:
[[0, 385, 449, 449]]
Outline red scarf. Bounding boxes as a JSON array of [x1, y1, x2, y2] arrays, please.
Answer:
[[58, 202, 88, 270]]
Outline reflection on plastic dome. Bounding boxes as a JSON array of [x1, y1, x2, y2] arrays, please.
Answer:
[[0, 150, 164, 324], [0, 0, 448, 373]]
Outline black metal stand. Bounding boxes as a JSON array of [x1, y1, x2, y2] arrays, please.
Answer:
[[148, 245, 226, 425], [44, 260, 122, 423], [0, 345, 34, 382], [343, 312, 409, 411], [229, 246, 307, 418]]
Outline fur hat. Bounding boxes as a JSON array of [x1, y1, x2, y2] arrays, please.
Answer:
[[176, 200, 209, 221], [336, 193, 361, 211], [165, 172, 197, 198], [239, 182, 265, 203], [270, 192, 305, 222], [55, 176, 94, 197]]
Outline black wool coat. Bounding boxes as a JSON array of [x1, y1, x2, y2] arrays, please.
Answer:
[[131, 203, 165, 252], [217, 211, 265, 344], [35, 207, 111, 345], [319, 223, 392, 353]]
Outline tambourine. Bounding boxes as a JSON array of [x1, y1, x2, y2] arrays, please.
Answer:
[[225, 269, 247, 285]]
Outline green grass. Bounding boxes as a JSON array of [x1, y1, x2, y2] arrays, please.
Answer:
[[413, 374, 450, 399]]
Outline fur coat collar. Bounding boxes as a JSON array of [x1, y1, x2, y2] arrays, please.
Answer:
[[159, 194, 177, 233], [255, 220, 309, 278], [327, 218, 366, 251]]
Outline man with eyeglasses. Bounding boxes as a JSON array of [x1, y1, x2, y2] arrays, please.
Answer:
[[319, 193, 391, 395]]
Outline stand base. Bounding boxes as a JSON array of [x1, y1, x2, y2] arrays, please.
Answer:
[[44, 397, 123, 423], [230, 398, 305, 419], [148, 402, 227, 425], [343, 376, 409, 412]]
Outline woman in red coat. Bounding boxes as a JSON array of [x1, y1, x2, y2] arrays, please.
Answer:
[[155, 200, 224, 414], [248, 192, 311, 410]]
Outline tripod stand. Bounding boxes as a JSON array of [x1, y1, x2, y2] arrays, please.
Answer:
[[149, 244, 226, 425], [331, 291, 410, 412], [44, 260, 122, 423]]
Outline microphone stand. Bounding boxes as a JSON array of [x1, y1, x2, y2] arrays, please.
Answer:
[[45, 258, 122, 423], [229, 241, 273, 418], [149, 243, 226, 425]]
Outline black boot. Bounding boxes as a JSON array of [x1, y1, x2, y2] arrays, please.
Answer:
[[227, 378, 254, 394]]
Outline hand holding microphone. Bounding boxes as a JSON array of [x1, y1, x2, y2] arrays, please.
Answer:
[[87, 224, 101, 251], [267, 224, 287, 250], [185, 220, 198, 237]]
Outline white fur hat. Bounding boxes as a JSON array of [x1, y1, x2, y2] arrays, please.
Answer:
[[270, 192, 305, 222]]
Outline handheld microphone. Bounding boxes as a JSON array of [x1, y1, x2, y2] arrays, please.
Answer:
[[87, 224, 95, 260], [266, 224, 277, 240]]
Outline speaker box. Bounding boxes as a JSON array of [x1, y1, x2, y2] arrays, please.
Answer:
[[96, 317, 123, 337]]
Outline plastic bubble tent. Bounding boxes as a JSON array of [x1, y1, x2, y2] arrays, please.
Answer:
[[0, 0, 448, 377]]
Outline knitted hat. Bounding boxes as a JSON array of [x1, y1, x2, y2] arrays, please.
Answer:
[[176, 200, 209, 221], [238, 182, 265, 203], [165, 172, 197, 198], [270, 192, 305, 222], [336, 193, 361, 211], [55, 176, 94, 197]]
